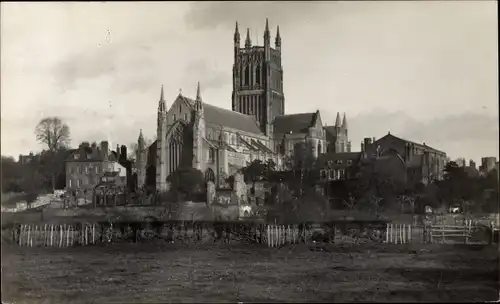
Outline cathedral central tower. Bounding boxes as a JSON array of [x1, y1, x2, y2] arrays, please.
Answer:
[[231, 19, 285, 136]]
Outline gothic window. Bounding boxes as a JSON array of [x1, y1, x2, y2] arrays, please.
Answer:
[[244, 66, 250, 86], [317, 142, 322, 155], [256, 65, 261, 85], [184, 113, 188, 121], [224, 133, 228, 143]]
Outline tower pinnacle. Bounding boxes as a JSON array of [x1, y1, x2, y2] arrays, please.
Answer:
[[342, 112, 348, 129], [234, 21, 240, 44], [264, 18, 270, 38], [245, 28, 251, 48], [195, 82, 203, 111], [335, 112, 341, 127], [275, 25, 281, 48], [158, 85, 166, 112]]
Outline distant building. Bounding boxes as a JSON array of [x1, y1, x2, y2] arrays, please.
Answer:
[[65, 141, 130, 192], [479, 157, 497, 175], [18, 152, 39, 164], [463, 159, 480, 178], [361, 132, 448, 186]]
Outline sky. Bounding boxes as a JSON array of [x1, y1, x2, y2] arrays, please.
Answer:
[[1, 1, 498, 164]]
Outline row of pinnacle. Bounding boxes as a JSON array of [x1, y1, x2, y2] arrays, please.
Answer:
[[234, 18, 281, 48]]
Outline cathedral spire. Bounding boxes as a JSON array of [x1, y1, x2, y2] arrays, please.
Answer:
[[335, 112, 341, 127], [264, 18, 270, 39], [234, 21, 240, 45], [342, 112, 348, 129], [275, 25, 281, 49], [195, 82, 203, 111], [158, 85, 166, 112], [138, 129, 145, 148], [245, 28, 251, 48]]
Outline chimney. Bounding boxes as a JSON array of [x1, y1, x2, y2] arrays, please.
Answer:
[[120, 145, 127, 162], [100, 141, 109, 161], [364, 137, 372, 149]]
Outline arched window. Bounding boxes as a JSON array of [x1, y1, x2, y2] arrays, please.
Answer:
[[224, 133, 228, 143], [244, 66, 250, 86], [318, 142, 322, 155]]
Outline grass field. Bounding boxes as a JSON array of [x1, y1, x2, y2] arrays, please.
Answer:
[[1, 242, 498, 303]]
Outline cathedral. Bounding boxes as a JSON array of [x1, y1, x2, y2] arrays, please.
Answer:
[[136, 19, 350, 192]]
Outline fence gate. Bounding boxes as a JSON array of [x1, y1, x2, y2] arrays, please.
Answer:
[[428, 220, 473, 244]]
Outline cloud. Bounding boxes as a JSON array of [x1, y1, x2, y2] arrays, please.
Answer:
[[183, 1, 335, 30], [182, 59, 230, 91]]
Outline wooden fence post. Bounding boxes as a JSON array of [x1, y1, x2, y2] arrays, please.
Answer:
[[408, 224, 412, 243]]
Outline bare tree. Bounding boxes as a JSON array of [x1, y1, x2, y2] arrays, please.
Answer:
[[35, 117, 71, 151], [34, 117, 71, 192]]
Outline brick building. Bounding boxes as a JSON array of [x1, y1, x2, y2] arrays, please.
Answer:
[[362, 132, 447, 186], [65, 141, 130, 193]]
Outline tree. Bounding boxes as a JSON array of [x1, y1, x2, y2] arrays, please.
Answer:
[[38, 148, 70, 191], [167, 167, 205, 201], [35, 117, 71, 151], [1, 156, 24, 193]]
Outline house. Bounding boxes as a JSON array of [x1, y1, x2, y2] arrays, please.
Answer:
[[317, 152, 363, 182], [18, 152, 40, 165], [65, 141, 129, 194]]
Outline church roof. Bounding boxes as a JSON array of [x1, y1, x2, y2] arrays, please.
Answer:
[[376, 133, 445, 155], [273, 112, 318, 135], [178, 95, 263, 135]]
